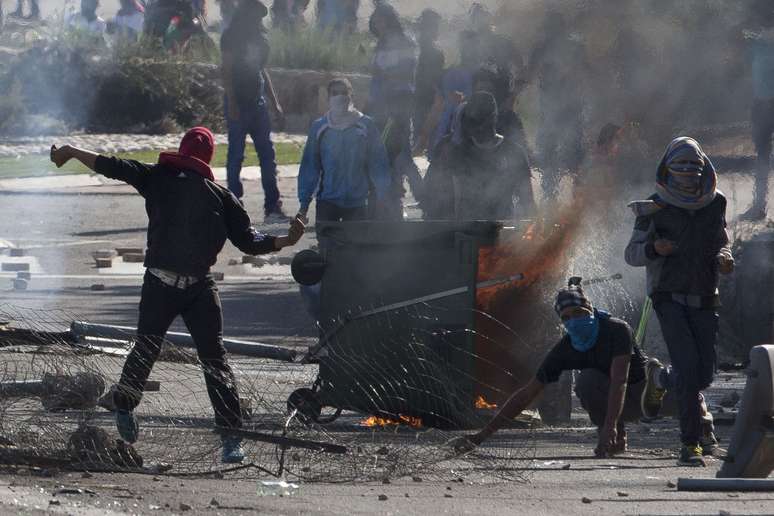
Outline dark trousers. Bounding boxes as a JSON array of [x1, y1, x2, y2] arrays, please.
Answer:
[[114, 272, 242, 429], [225, 98, 280, 211], [751, 98, 774, 209], [575, 370, 645, 429], [654, 300, 718, 445], [316, 200, 368, 222]]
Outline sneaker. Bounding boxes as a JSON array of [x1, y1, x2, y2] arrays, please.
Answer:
[[116, 409, 139, 443], [221, 435, 245, 464], [641, 358, 666, 419], [700, 433, 726, 458], [264, 203, 291, 224], [677, 444, 706, 467]]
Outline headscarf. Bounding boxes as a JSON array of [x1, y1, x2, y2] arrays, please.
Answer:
[[629, 136, 718, 216], [157, 126, 216, 181]]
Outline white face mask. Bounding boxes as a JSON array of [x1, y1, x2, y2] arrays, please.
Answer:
[[329, 95, 352, 116]]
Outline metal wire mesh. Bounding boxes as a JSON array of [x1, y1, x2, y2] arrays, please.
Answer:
[[0, 302, 539, 483]]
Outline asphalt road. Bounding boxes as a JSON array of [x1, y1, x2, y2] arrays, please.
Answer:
[[0, 169, 772, 515]]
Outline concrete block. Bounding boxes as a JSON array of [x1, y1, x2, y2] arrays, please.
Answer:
[[277, 256, 293, 266], [2, 262, 30, 272], [115, 247, 144, 256], [211, 271, 225, 281], [90, 284, 106, 291], [93, 249, 116, 259], [9, 248, 26, 257], [242, 255, 259, 265], [95, 258, 113, 269], [12, 278, 28, 290], [123, 253, 145, 263], [16, 272, 31, 280]]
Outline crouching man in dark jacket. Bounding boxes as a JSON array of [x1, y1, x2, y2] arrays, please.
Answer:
[[625, 136, 733, 467], [50, 127, 305, 463]]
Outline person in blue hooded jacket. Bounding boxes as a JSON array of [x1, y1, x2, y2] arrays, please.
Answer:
[[449, 279, 648, 458], [297, 77, 391, 222]]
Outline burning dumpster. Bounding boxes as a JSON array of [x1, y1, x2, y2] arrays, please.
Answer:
[[292, 220, 575, 430]]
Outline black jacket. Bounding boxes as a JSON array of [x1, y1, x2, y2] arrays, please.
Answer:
[[95, 156, 276, 277], [625, 193, 731, 303]]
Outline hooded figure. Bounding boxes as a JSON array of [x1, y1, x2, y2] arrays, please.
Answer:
[[629, 137, 717, 217], [625, 136, 734, 466]]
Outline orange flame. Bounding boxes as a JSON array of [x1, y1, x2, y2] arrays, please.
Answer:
[[360, 414, 423, 428], [474, 395, 497, 410]]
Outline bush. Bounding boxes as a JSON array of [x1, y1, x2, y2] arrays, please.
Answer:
[[267, 28, 372, 73]]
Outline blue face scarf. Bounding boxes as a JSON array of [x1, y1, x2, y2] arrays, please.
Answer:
[[563, 309, 610, 352]]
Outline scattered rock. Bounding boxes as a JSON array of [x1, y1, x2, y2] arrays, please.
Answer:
[[382, 478, 390, 484], [376, 446, 389, 455], [446, 486, 452, 491], [277, 256, 293, 266], [152, 476, 160, 482], [81, 472, 93, 479], [617, 491, 629, 497], [378, 494, 388, 501], [227, 259, 239, 266], [213, 471, 224, 480], [242, 255, 259, 265], [179, 502, 192, 511], [444, 494, 453, 498], [667, 481, 677, 488], [210, 498, 220, 507], [54, 487, 97, 496], [561, 463, 571, 470], [49, 500, 60, 506], [404, 493, 409, 498], [412, 476, 423, 483], [727, 493, 740, 498], [719, 511, 731, 516], [211, 271, 225, 281], [582, 497, 592, 504], [90, 284, 106, 291]]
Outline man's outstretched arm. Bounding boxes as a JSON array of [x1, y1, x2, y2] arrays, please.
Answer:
[[51, 145, 151, 192], [451, 378, 544, 452]]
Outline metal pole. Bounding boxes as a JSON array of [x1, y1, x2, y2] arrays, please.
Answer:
[[70, 321, 297, 362], [677, 478, 774, 492]]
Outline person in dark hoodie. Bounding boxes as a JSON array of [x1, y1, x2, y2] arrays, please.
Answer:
[[413, 9, 445, 137], [625, 136, 734, 467], [49, 127, 305, 464], [449, 91, 534, 220]]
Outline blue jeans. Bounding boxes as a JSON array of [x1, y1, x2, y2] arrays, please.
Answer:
[[654, 300, 718, 446], [225, 99, 280, 211]]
